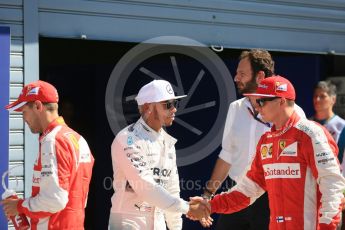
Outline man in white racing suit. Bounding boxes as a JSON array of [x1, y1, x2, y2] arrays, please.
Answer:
[[109, 80, 210, 230]]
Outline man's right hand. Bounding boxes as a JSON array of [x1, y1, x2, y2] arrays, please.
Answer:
[[186, 196, 211, 220]]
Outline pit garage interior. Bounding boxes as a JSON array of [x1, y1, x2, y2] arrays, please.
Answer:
[[39, 37, 345, 229], [2, 1, 345, 229]]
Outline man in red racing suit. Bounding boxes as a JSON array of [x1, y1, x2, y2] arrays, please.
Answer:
[[211, 111, 344, 229], [190, 76, 345, 230], [2, 80, 94, 229]]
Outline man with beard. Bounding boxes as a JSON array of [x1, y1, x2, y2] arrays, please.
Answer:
[[108, 80, 210, 230], [201, 49, 305, 229]]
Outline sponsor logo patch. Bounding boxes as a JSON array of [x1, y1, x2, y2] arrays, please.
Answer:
[[66, 133, 79, 151], [152, 167, 171, 177], [276, 82, 287, 91], [279, 140, 286, 150], [317, 157, 335, 164], [258, 84, 268, 89], [166, 84, 173, 94], [134, 202, 152, 212], [263, 163, 301, 179], [32, 170, 41, 186], [127, 136, 134, 145], [316, 150, 335, 165], [79, 151, 91, 163], [279, 141, 298, 157], [316, 152, 331, 157], [260, 143, 273, 159], [124, 146, 134, 151], [26, 87, 40, 96]]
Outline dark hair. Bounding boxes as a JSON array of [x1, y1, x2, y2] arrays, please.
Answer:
[[314, 81, 337, 96], [240, 49, 275, 78]]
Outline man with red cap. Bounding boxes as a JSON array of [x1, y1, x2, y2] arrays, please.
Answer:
[[1, 80, 94, 229], [191, 76, 345, 229]]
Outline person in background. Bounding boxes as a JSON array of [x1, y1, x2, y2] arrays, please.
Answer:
[[310, 81, 345, 173], [1, 80, 95, 229], [191, 76, 345, 230], [310, 80, 345, 230], [202, 49, 305, 229], [108, 80, 210, 230]]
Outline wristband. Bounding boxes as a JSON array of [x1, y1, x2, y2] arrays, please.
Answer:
[[201, 193, 214, 201], [203, 187, 214, 195], [203, 187, 215, 200]]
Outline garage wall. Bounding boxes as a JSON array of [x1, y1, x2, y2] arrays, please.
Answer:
[[0, 0, 25, 198], [38, 0, 345, 54]]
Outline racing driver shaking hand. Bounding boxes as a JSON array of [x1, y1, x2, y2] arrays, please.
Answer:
[[190, 76, 345, 230], [109, 80, 210, 230]]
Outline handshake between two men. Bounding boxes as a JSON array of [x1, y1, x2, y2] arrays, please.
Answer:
[[187, 196, 213, 228]]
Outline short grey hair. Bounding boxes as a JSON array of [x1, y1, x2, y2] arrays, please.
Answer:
[[314, 81, 337, 97]]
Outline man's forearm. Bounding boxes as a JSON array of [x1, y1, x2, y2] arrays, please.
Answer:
[[204, 158, 231, 195]]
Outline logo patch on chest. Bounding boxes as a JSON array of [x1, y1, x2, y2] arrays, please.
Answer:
[[278, 140, 298, 157], [260, 143, 273, 159], [263, 163, 301, 179], [127, 136, 134, 145]]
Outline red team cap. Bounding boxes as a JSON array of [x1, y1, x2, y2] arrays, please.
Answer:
[[5, 80, 59, 112], [243, 75, 296, 100]]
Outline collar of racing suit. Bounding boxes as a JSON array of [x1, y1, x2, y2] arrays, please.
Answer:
[[138, 117, 177, 146], [39, 116, 66, 142], [268, 111, 300, 138]]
